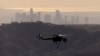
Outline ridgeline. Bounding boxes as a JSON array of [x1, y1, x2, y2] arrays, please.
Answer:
[[0, 22, 100, 56]]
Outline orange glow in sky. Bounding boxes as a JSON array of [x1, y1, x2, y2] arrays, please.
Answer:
[[0, 0, 100, 12]]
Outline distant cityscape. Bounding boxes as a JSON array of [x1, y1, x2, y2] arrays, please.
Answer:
[[1, 8, 100, 25], [16, 8, 66, 24]]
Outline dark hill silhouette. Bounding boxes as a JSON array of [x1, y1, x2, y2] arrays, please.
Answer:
[[0, 22, 100, 56]]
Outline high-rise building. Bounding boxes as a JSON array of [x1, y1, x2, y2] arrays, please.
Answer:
[[15, 13, 22, 23], [30, 8, 34, 16], [33, 14, 38, 22], [15, 13, 19, 22], [75, 16, 79, 24], [71, 16, 75, 25], [15, 12, 28, 22], [37, 12, 41, 21], [64, 16, 67, 25], [25, 15, 30, 22], [21, 12, 27, 22], [54, 10, 62, 24], [84, 17, 89, 25], [44, 14, 51, 23], [30, 8, 34, 22]]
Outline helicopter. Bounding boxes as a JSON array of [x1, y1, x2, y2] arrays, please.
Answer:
[[36, 33, 71, 48]]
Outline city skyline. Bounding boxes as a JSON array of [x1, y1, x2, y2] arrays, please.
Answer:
[[14, 8, 97, 25], [1, 8, 100, 25]]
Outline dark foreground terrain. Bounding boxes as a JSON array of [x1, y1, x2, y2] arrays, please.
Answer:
[[0, 22, 100, 56]]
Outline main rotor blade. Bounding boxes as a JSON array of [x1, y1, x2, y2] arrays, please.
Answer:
[[59, 34, 71, 36]]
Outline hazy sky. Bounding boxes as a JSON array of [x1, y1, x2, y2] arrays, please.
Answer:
[[0, 0, 100, 11]]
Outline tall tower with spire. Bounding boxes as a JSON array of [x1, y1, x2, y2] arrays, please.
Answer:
[[30, 8, 34, 22], [54, 10, 62, 24], [30, 8, 34, 16]]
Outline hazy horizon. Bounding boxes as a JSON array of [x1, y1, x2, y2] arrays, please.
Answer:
[[0, 0, 100, 12], [0, 0, 100, 25], [1, 8, 100, 12], [1, 8, 100, 25]]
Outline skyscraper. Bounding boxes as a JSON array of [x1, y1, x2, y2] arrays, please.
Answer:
[[15, 13, 21, 22], [30, 8, 34, 16], [75, 16, 79, 24], [33, 14, 38, 22], [65, 16, 67, 25], [44, 14, 51, 23], [37, 12, 41, 21], [71, 16, 75, 25], [84, 17, 89, 25], [54, 10, 62, 24], [21, 12, 27, 22], [30, 8, 34, 22]]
